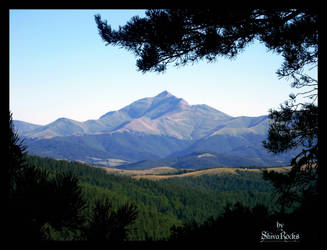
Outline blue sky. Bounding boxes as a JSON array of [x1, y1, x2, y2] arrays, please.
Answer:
[[9, 9, 316, 125]]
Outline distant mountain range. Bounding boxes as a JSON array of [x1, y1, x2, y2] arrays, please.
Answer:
[[14, 91, 296, 168]]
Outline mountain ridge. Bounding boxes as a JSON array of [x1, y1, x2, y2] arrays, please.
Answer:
[[16, 91, 233, 140], [14, 91, 296, 168]]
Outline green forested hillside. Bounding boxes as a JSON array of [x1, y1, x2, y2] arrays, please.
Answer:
[[25, 155, 277, 240]]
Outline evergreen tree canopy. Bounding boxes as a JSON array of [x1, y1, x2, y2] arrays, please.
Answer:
[[95, 9, 317, 75]]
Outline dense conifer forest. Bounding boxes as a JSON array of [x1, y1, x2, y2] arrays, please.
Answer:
[[24, 155, 277, 240]]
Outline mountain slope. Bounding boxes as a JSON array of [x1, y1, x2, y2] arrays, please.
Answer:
[[13, 120, 42, 133], [14, 91, 296, 167], [24, 132, 193, 164], [23, 118, 89, 138], [98, 91, 232, 140], [15, 91, 232, 140], [118, 151, 282, 170]]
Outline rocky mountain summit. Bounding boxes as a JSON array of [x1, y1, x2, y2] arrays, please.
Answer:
[[14, 91, 295, 168]]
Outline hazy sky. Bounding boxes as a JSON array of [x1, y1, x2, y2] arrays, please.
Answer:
[[9, 9, 316, 125]]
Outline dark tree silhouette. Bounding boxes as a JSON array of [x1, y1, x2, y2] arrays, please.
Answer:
[[8, 112, 27, 198], [170, 202, 273, 244], [8, 112, 87, 240], [8, 112, 140, 241], [262, 101, 318, 210], [95, 9, 317, 74], [86, 198, 138, 241]]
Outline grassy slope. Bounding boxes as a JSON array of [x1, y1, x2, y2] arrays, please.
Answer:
[[102, 165, 291, 180]]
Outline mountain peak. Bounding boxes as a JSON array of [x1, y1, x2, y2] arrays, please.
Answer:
[[155, 90, 173, 98]]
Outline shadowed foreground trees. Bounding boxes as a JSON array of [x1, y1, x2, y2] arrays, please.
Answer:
[[8, 112, 86, 240], [7, 112, 138, 241], [170, 202, 271, 243], [86, 199, 138, 241], [169, 200, 320, 244], [262, 103, 319, 212]]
